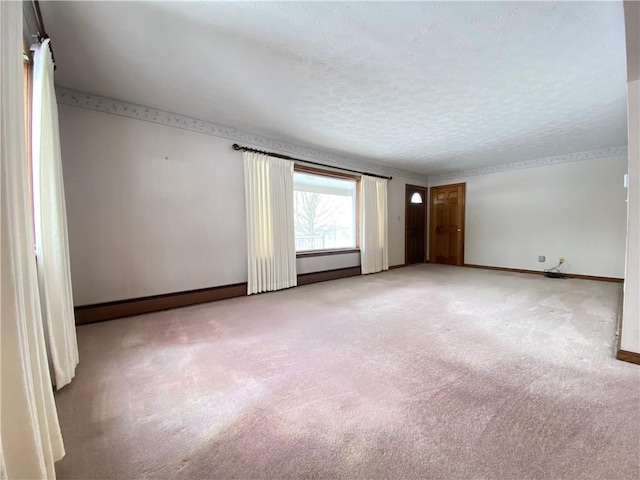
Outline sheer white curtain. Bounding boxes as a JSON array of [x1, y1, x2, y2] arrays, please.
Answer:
[[32, 38, 79, 390], [360, 175, 389, 274], [1, 2, 65, 478], [244, 151, 297, 294]]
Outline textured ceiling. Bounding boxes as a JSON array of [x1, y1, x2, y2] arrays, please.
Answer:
[[41, 1, 628, 176]]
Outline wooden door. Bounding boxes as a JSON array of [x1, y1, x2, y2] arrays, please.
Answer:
[[405, 185, 427, 265], [429, 183, 465, 265]]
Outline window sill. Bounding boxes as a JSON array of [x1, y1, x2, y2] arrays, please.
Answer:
[[296, 248, 360, 258]]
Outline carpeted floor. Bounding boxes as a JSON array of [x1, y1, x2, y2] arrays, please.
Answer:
[[55, 264, 640, 479]]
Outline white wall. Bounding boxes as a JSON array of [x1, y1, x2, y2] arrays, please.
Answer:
[[429, 156, 628, 278], [60, 105, 247, 305], [296, 253, 360, 275], [622, 79, 639, 353], [58, 105, 425, 305]]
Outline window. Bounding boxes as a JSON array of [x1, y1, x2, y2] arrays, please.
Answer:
[[410, 192, 423, 204], [293, 166, 358, 252]]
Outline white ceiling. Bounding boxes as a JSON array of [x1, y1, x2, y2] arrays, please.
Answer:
[[41, 1, 629, 176]]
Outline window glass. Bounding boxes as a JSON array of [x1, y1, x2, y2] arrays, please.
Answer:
[[410, 192, 423, 204], [293, 172, 356, 251]]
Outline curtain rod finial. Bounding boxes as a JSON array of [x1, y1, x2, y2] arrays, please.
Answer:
[[232, 143, 241, 150]]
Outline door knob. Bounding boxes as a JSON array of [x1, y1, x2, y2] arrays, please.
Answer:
[[457, 229, 461, 232]]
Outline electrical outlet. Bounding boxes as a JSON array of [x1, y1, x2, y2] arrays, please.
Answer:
[[538, 255, 545, 262], [559, 257, 565, 265]]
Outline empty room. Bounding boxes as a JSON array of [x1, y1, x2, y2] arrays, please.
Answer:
[[2, 1, 640, 479]]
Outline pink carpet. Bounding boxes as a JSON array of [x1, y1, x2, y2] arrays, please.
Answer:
[[55, 264, 640, 479]]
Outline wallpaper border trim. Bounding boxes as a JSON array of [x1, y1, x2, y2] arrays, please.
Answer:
[[56, 87, 627, 183], [428, 145, 628, 183], [55, 87, 428, 182]]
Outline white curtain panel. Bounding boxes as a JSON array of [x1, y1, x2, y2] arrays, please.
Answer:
[[243, 151, 297, 294], [360, 176, 389, 274], [1, 2, 65, 478], [32, 38, 79, 390]]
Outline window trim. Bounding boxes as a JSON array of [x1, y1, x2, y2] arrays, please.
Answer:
[[293, 163, 361, 255], [294, 163, 360, 181], [296, 248, 360, 259]]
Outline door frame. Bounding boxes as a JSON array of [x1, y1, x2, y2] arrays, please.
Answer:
[[429, 182, 466, 266], [404, 184, 428, 266]]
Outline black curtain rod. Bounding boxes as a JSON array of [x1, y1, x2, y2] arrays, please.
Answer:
[[32, 0, 56, 69], [232, 144, 392, 180]]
